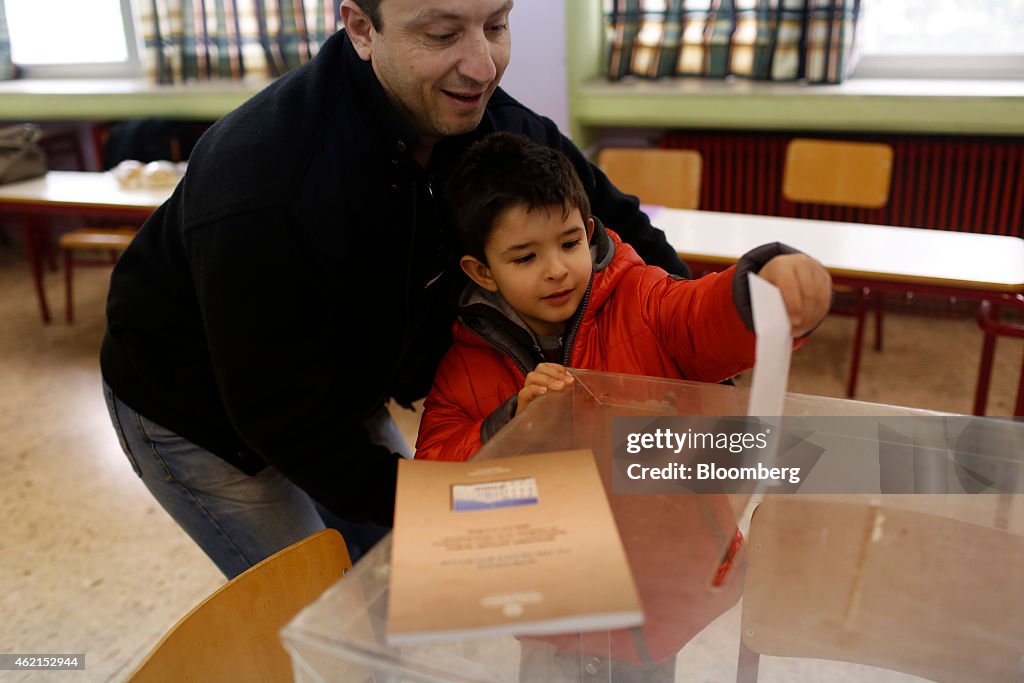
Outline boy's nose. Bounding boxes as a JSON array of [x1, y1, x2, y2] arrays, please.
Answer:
[[544, 258, 569, 280]]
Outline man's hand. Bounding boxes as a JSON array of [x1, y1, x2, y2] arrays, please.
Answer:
[[516, 363, 575, 416], [757, 253, 832, 338]]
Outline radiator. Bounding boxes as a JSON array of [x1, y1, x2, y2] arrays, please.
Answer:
[[662, 131, 1024, 238]]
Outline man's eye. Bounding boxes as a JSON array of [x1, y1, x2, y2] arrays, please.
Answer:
[[513, 254, 535, 265], [427, 32, 457, 43], [487, 23, 508, 34]]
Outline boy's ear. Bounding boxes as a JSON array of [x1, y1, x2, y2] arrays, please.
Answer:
[[460, 255, 499, 292], [585, 216, 595, 242], [340, 0, 374, 60]]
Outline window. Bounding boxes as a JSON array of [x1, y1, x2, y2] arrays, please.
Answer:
[[5, 0, 142, 77], [853, 0, 1024, 79]]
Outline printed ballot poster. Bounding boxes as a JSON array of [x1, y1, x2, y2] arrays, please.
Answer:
[[386, 449, 643, 645]]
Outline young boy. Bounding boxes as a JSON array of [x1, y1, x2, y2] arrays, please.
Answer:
[[415, 132, 831, 462]]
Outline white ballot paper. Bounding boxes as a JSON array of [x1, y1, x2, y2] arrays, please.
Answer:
[[746, 272, 791, 417]]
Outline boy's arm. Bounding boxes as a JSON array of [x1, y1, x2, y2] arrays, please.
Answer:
[[731, 243, 832, 339], [416, 362, 574, 461], [415, 351, 506, 462], [642, 243, 824, 382], [641, 265, 756, 383], [414, 398, 488, 462]]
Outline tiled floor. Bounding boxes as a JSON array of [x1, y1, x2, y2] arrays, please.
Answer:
[[0, 234, 1021, 681], [0, 242, 224, 682]]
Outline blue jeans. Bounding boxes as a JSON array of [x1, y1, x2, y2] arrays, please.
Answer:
[[103, 381, 407, 578]]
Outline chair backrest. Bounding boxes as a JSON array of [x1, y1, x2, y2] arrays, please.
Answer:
[[128, 529, 351, 683], [597, 147, 703, 210], [782, 138, 893, 209], [740, 498, 1024, 683]]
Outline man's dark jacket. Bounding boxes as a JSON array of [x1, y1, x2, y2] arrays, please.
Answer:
[[100, 30, 687, 527]]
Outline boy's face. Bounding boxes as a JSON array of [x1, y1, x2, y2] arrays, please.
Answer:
[[462, 204, 594, 338]]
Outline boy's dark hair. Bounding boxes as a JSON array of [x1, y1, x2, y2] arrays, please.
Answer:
[[446, 132, 591, 263]]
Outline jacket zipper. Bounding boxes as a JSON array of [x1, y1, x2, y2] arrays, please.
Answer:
[[422, 176, 446, 289], [560, 279, 593, 366]]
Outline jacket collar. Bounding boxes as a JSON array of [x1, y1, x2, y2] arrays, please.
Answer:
[[591, 216, 615, 273]]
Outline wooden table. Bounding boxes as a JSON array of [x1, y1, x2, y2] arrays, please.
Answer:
[[652, 208, 1024, 415], [0, 171, 173, 323]]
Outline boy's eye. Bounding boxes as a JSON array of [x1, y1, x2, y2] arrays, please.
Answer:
[[562, 239, 583, 250], [512, 253, 535, 265]]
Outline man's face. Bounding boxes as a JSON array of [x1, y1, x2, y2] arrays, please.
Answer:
[[479, 205, 594, 338], [358, 0, 513, 146]]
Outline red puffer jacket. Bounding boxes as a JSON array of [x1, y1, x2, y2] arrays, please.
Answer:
[[416, 226, 765, 462]]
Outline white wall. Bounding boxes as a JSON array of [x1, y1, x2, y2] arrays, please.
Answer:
[[499, 0, 569, 133]]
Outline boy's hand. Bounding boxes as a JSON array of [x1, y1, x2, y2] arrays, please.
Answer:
[[516, 363, 575, 416], [757, 254, 832, 338]]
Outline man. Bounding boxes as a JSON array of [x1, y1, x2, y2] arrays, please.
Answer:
[[101, 0, 690, 578]]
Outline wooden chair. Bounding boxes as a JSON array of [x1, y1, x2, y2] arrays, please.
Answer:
[[58, 227, 137, 323], [783, 138, 894, 398], [127, 529, 351, 683], [738, 498, 1024, 683], [60, 119, 210, 323], [597, 147, 703, 210]]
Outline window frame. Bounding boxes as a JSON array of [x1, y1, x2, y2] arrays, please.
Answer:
[[8, 0, 144, 79], [852, 54, 1024, 81], [852, 1, 1024, 81]]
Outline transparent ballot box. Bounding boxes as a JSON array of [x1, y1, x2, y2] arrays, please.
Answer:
[[281, 370, 1024, 682]]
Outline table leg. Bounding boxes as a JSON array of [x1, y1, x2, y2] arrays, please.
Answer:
[[1015, 353, 1024, 418], [846, 287, 869, 398], [43, 228, 59, 272], [973, 332, 996, 417], [21, 218, 51, 324], [873, 290, 884, 351]]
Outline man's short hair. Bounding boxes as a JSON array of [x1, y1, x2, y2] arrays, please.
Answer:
[[355, 0, 382, 30], [446, 132, 591, 263]]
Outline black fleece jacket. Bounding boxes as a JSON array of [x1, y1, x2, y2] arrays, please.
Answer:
[[100, 30, 689, 526]]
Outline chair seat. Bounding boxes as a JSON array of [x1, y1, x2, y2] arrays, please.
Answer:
[[59, 228, 138, 323], [59, 228, 137, 251]]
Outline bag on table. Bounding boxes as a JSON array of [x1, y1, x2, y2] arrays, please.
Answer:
[[0, 124, 48, 185]]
